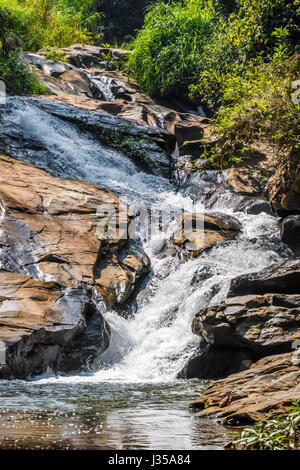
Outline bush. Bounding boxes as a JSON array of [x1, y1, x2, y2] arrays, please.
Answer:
[[0, 0, 101, 52], [195, 51, 300, 170], [128, 0, 216, 96], [230, 401, 300, 450]]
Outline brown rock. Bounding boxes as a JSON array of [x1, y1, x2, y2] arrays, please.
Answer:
[[179, 140, 203, 157], [0, 155, 149, 307], [59, 70, 93, 97], [0, 269, 110, 379], [193, 293, 300, 354], [228, 259, 300, 297], [182, 259, 300, 380], [227, 168, 264, 196], [190, 352, 300, 425], [174, 120, 205, 147]]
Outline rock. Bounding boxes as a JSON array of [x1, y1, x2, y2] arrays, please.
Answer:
[[228, 259, 300, 297], [59, 70, 93, 97], [179, 140, 203, 157], [41, 61, 70, 78], [60, 44, 108, 68], [34, 97, 176, 178], [21, 47, 210, 160], [178, 342, 253, 380], [190, 352, 300, 425], [52, 44, 131, 69], [267, 150, 300, 214], [174, 121, 205, 147], [0, 269, 110, 379], [184, 259, 300, 379], [233, 197, 274, 215], [0, 155, 149, 307], [37, 73, 88, 96], [227, 168, 264, 196], [20, 52, 48, 68], [171, 211, 241, 257], [280, 215, 300, 252]]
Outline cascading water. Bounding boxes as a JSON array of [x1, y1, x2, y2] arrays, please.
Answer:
[[0, 96, 288, 449]]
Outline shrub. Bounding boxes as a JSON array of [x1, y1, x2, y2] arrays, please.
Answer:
[[0, 50, 47, 94], [195, 52, 300, 170], [128, 0, 216, 96], [230, 400, 300, 450], [128, 0, 299, 101]]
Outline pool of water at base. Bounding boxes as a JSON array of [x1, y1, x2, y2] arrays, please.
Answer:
[[0, 380, 231, 450]]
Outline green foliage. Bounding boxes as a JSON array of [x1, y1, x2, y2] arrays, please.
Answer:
[[129, 0, 299, 103], [0, 0, 102, 51], [129, 0, 299, 169], [231, 401, 300, 450], [195, 53, 300, 169], [0, 0, 103, 95], [0, 50, 47, 94]]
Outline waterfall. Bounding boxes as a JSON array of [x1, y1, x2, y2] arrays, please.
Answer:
[[1, 96, 285, 385]]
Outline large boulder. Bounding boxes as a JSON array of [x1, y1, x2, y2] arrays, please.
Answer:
[[0, 270, 110, 379], [0, 155, 149, 308], [190, 352, 300, 425], [57, 44, 109, 68], [193, 293, 300, 355], [171, 211, 241, 258], [182, 259, 300, 379]]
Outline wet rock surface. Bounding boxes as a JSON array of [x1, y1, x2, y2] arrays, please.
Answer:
[[20, 46, 209, 165], [0, 155, 149, 306], [0, 270, 110, 379], [228, 259, 300, 297]]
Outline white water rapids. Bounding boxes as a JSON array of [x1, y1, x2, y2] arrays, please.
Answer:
[[2, 97, 286, 385]]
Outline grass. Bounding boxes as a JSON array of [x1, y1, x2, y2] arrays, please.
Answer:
[[0, 0, 101, 51], [0, 0, 102, 94]]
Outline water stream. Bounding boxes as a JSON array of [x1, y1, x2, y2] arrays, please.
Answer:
[[0, 97, 287, 449]]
